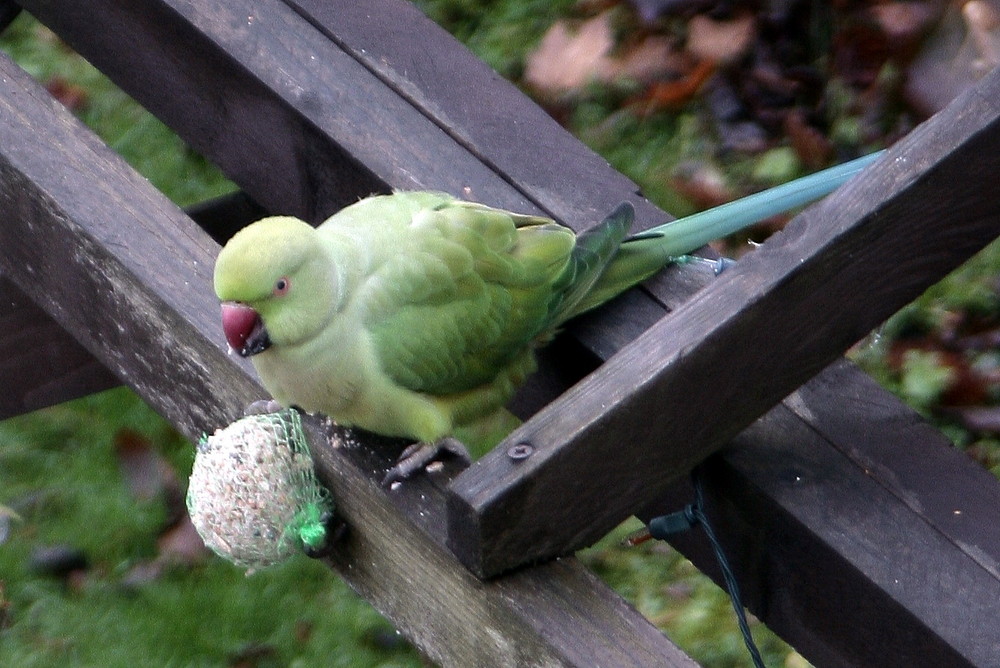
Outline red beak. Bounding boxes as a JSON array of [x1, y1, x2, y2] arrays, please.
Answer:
[[220, 302, 271, 357]]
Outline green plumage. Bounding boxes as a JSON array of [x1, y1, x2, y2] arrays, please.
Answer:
[[214, 192, 644, 454], [213, 153, 880, 456]]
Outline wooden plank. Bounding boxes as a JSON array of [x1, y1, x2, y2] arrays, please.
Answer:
[[0, 276, 119, 419], [650, 360, 1000, 667], [0, 192, 263, 422], [447, 66, 1000, 577], [18, 2, 1000, 662], [311, 422, 698, 668], [0, 61, 255, 437], [283, 0, 649, 225], [14, 0, 544, 222], [0, 50, 697, 668]]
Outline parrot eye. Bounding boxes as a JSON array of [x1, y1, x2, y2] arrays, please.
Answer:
[[273, 277, 290, 296]]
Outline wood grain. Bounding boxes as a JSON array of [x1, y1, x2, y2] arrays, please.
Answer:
[[0, 49, 695, 668], [10, 1, 1000, 664], [652, 361, 1000, 667], [311, 422, 697, 668], [0, 192, 264, 421], [15, 0, 543, 222], [448, 66, 1000, 576]]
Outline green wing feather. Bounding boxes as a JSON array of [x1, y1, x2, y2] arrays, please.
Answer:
[[344, 195, 575, 396]]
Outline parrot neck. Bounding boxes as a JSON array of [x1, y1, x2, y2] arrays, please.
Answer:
[[319, 231, 362, 313]]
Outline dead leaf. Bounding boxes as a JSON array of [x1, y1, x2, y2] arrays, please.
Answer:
[[45, 76, 89, 112], [668, 160, 732, 210], [635, 59, 716, 112], [525, 13, 616, 95], [619, 34, 681, 83], [228, 644, 279, 668], [965, 0, 1000, 69], [114, 429, 179, 502], [784, 111, 833, 169], [869, 2, 940, 52], [525, 11, 683, 98], [686, 12, 756, 65], [156, 513, 209, 566]]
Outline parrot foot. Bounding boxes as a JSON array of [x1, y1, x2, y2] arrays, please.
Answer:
[[382, 437, 471, 486]]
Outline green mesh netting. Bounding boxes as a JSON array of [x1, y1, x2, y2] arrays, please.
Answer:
[[187, 409, 333, 572]]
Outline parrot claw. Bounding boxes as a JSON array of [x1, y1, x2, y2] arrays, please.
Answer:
[[382, 437, 471, 486]]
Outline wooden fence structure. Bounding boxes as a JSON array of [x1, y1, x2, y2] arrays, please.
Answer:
[[2, 1, 1000, 665]]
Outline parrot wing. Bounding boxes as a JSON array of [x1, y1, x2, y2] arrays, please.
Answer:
[[354, 198, 576, 396]]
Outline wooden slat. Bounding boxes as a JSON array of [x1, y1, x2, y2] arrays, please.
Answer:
[[0, 276, 119, 419], [651, 360, 1000, 667], [14, 0, 543, 223], [311, 422, 698, 668], [17, 1, 1000, 663], [0, 63, 254, 437], [0, 49, 696, 668], [447, 68, 1000, 576], [283, 0, 649, 225], [0, 192, 264, 421]]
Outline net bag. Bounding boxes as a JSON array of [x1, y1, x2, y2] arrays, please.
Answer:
[[187, 409, 333, 571]]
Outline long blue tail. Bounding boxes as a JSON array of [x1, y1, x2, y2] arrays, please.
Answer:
[[640, 151, 883, 257]]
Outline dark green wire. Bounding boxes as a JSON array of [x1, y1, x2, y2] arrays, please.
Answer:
[[646, 468, 766, 668]]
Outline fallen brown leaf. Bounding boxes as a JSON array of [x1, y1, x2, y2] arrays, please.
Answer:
[[784, 110, 833, 169], [114, 429, 179, 503], [635, 58, 716, 112], [525, 12, 617, 95], [156, 513, 209, 566], [525, 10, 684, 99], [45, 76, 89, 112], [685, 12, 756, 65]]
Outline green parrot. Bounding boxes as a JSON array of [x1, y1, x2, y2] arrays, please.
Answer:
[[214, 153, 879, 482]]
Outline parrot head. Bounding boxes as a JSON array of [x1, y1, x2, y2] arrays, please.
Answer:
[[214, 216, 339, 357]]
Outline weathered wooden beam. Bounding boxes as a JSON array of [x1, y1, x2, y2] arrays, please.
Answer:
[[283, 0, 648, 225], [448, 67, 1000, 576], [0, 276, 119, 420], [14, 0, 545, 223], [651, 360, 1000, 667], [17, 2, 1000, 664], [310, 422, 698, 668], [0, 63, 253, 436], [0, 50, 696, 668], [0, 192, 265, 422]]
